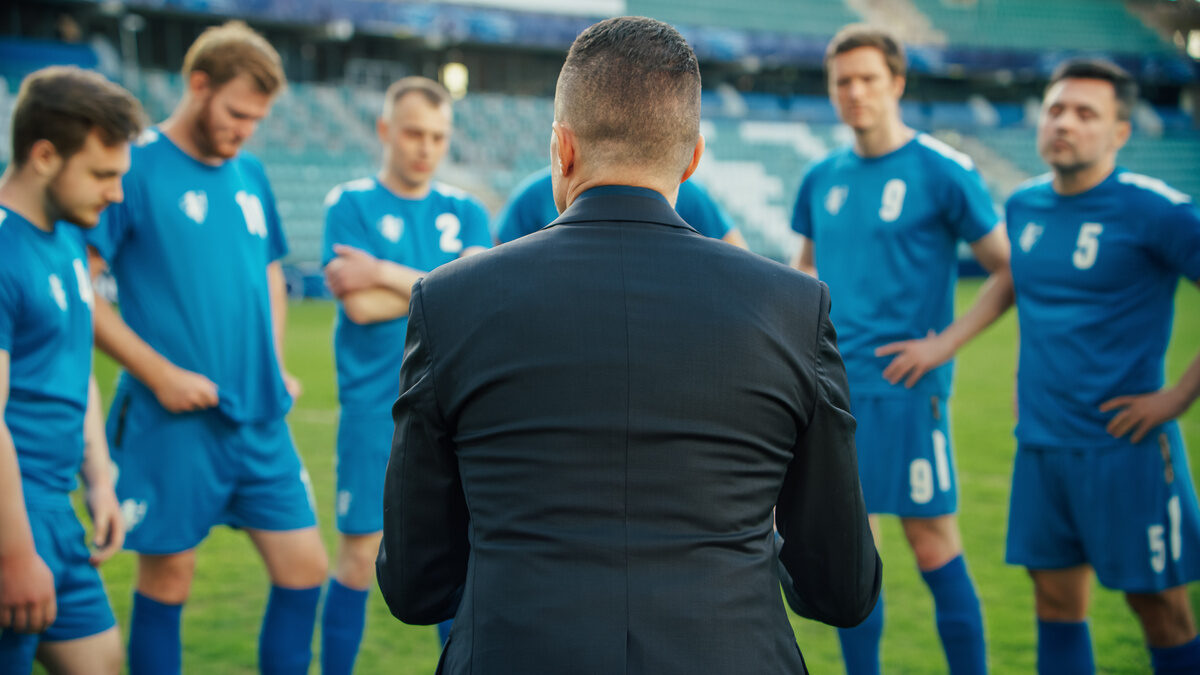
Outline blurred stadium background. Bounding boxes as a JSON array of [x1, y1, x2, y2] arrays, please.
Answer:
[[2, 0, 1198, 272], [3, 2, 1200, 673]]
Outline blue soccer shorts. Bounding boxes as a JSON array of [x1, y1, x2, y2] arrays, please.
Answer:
[[1005, 424, 1200, 592], [334, 408, 393, 535], [0, 506, 117, 672], [852, 391, 958, 517], [107, 384, 317, 555]]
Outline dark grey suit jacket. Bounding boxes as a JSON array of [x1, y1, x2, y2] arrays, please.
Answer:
[[377, 185, 880, 674]]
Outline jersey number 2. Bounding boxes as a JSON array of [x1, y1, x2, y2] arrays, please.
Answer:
[[1072, 223, 1103, 270], [436, 213, 464, 254]]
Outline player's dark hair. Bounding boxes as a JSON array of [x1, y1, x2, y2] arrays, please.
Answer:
[[10, 66, 146, 168], [382, 76, 452, 118], [183, 20, 285, 95], [1048, 58, 1138, 122], [825, 24, 907, 79], [555, 16, 700, 174]]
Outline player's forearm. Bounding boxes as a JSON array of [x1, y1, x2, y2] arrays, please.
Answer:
[[1168, 349, 1200, 413], [373, 260, 425, 299], [722, 229, 749, 250], [0, 425, 35, 558], [939, 268, 1014, 353], [93, 294, 178, 393], [79, 376, 114, 493], [342, 288, 411, 325], [267, 262, 288, 368]]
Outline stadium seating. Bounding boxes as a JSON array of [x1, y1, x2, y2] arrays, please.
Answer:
[[2, 68, 1197, 267], [908, 0, 1172, 55]]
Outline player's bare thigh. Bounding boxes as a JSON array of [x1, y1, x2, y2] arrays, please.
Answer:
[[247, 527, 329, 588], [1029, 564, 1091, 622], [35, 626, 122, 675], [1126, 585, 1197, 647], [136, 550, 197, 604], [335, 532, 384, 590], [901, 513, 964, 571]]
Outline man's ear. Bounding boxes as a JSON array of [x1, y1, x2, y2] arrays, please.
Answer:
[[1113, 119, 1132, 153], [552, 121, 576, 178], [376, 116, 390, 144], [680, 134, 705, 183], [27, 139, 63, 179], [187, 70, 212, 98]]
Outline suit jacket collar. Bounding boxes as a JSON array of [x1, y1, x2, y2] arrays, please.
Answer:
[[547, 185, 698, 234]]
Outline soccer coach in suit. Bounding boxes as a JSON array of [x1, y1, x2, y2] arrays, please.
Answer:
[[377, 16, 881, 674]]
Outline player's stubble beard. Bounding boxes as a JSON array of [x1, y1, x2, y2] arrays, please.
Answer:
[[193, 95, 239, 161], [44, 171, 105, 229]]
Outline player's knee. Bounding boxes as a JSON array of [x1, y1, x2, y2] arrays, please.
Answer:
[[336, 538, 381, 588], [1126, 588, 1197, 644], [1030, 575, 1087, 621], [98, 635, 125, 675], [903, 518, 961, 570], [284, 539, 330, 588], [136, 552, 197, 604]]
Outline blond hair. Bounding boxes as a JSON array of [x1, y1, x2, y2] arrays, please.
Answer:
[[182, 20, 285, 94]]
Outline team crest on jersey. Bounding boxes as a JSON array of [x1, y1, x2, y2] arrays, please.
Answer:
[[1018, 222, 1044, 253], [180, 190, 208, 224], [121, 499, 148, 531], [378, 214, 404, 243], [48, 274, 67, 311], [825, 186, 848, 215], [236, 191, 268, 239]]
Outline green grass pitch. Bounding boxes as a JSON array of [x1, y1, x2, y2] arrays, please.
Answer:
[[79, 279, 1199, 673]]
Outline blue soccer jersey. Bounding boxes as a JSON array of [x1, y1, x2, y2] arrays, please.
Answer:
[[85, 128, 291, 424], [0, 207, 94, 505], [790, 134, 998, 397], [494, 166, 734, 243], [1007, 169, 1200, 446], [323, 177, 491, 412]]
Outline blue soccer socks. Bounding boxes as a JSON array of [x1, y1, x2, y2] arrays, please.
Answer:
[[260, 584, 321, 674], [1037, 619, 1094, 675], [129, 592, 183, 675], [922, 555, 987, 674], [1150, 634, 1200, 675], [321, 578, 369, 675], [838, 591, 884, 675]]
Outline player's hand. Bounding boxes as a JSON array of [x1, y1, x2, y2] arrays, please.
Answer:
[[1100, 388, 1188, 444], [325, 245, 381, 297], [282, 371, 303, 400], [86, 486, 125, 566], [152, 364, 219, 413], [0, 549, 57, 633], [875, 330, 954, 389]]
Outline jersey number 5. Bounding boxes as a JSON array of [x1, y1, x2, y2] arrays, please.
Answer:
[[1072, 223, 1103, 270], [1149, 495, 1182, 574]]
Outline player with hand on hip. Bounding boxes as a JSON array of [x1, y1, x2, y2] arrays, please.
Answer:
[[791, 24, 1014, 675], [1005, 58, 1200, 675]]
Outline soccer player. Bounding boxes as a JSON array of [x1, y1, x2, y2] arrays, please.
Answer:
[[0, 66, 143, 675], [790, 25, 1013, 674], [495, 164, 747, 247], [1005, 58, 1200, 675], [319, 76, 490, 672], [84, 22, 329, 674]]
